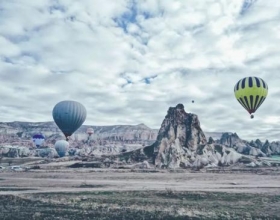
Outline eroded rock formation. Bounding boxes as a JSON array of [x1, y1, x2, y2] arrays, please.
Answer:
[[145, 104, 244, 168]]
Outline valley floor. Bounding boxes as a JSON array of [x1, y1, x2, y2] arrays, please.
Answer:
[[1, 167, 280, 219]]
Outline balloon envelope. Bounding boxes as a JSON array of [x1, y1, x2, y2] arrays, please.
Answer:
[[32, 134, 45, 147], [234, 76, 268, 115], [52, 100, 87, 139], [55, 140, 69, 157]]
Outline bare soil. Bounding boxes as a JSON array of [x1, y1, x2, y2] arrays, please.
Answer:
[[1, 165, 280, 219]]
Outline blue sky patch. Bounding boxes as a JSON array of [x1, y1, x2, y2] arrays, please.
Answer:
[[240, 0, 257, 15], [113, 1, 152, 33], [143, 75, 158, 84]]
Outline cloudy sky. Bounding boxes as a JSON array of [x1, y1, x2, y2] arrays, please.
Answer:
[[0, 0, 279, 141]]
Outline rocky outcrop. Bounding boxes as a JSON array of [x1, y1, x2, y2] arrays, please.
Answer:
[[36, 148, 59, 158], [261, 140, 273, 156], [0, 146, 31, 157], [219, 132, 241, 147], [193, 144, 243, 168], [0, 145, 61, 158], [270, 141, 280, 154], [156, 104, 207, 149], [255, 139, 263, 148], [207, 132, 280, 156], [213, 132, 267, 157], [143, 104, 247, 169], [151, 104, 207, 168]]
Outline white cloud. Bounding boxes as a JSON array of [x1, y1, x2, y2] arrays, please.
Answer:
[[0, 0, 279, 141]]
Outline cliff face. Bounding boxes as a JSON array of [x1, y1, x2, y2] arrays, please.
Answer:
[[154, 103, 207, 153], [0, 122, 158, 147]]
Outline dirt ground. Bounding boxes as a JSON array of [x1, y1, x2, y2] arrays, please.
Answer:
[[1, 168, 280, 195], [1, 165, 280, 219]]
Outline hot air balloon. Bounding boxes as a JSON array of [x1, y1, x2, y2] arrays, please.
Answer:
[[192, 100, 194, 103], [32, 134, 45, 148], [55, 140, 69, 157], [52, 100, 87, 140], [87, 127, 94, 136], [234, 76, 268, 119]]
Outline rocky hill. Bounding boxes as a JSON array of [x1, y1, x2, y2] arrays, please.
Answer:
[[133, 104, 244, 169], [120, 104, 280, 169], [216, 132, 280, 157], [0, 121, 158, 147]]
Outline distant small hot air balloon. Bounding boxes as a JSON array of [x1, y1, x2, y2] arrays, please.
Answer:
[[52, 100, 87, 140], [192, 100, 194, 103], [55, 140, 69, 157], [87, 127, 94, 136], [32, 134, 45, 148], [234, 76, 268, 119]]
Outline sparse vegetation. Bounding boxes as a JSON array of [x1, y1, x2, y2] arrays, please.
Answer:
[[0, 191, 280, 219]]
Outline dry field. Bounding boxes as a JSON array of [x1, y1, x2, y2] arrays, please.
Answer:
[[1, 163, 280, 219]]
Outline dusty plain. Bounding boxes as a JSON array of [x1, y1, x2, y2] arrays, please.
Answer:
[[1, 161, 280, 219]]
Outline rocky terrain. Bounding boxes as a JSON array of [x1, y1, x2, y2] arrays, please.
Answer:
[[217, 132, 280, 157], [0, 122, 158, 158], [130, 104, 249, 169], [1, 104, 280, 170], [0, 115, 277, 156], [123, 104, 280, 169], [0, 121, 158, 146]]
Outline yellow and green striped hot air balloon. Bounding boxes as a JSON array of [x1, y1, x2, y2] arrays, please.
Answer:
[[234, 76, 268, 119]]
